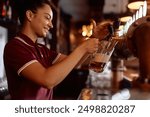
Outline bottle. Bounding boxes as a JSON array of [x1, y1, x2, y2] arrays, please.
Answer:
[[2, 3, 7, 17]]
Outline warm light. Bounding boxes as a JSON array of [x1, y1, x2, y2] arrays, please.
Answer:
[[82, 24, 93, 37], [82, 31, 87, 37], [128, 1, 144, 10], [118, 25, 124, 37], [120, 16, 132, 23], [119, 1, 147, 37], [119, 25, 124, 30], [87, 30, 92, 37]]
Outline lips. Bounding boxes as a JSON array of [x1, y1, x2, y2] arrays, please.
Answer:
[[44, 27, 49, 31], [44, 27, 49, 33]]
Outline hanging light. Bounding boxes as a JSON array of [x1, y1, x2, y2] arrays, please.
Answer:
[[127, 1, 144, 10], [120, 16, 132, 23]]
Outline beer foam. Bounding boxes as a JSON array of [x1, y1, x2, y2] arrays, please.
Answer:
[[93, 53, 110, 62]]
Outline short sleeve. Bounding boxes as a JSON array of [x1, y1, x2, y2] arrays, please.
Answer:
[[38, 44, 60, 64], [4, 40, 38, 75]]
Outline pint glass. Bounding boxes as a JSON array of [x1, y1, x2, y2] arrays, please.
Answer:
[[89, 38, 118, 73]]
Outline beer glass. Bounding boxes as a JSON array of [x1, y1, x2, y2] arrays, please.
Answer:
[[89, 19, 120, 73], [89, 37, 118, 73]]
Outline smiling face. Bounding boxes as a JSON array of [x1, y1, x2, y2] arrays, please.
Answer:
[[29, 4, 53, 38]]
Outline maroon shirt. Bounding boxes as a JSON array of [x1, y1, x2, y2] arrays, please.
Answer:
[[4, 33, 60, 100]]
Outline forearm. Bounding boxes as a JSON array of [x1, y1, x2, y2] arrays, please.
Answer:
[[21, 38, 98, 89], [74, 53, 90, 68], [44, 46, 86, 88]]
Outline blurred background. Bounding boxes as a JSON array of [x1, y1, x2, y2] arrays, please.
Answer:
[[0, 0, 149, 100]]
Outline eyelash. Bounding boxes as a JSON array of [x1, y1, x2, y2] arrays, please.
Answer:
[[45, 16, 50, 20]]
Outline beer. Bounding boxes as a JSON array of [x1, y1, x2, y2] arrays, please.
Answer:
[[89, 61, 106, 73], [89, 52, 112, 73], [89, 20, 120, 73]]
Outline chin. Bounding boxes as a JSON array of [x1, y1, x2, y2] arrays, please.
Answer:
[[43, 34, 47, 38], [44, 31, 48, 37], [40, 33, 47, 38], [38, 34, 46, 39]]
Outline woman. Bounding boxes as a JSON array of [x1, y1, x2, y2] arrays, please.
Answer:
[[3, 0, 99, 99]]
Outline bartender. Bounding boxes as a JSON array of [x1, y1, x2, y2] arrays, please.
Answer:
[[3, 0, 99, 100]]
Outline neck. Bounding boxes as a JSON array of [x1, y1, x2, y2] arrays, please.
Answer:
[[20, 25, 37, 43]]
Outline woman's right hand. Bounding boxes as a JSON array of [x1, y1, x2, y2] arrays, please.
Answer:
[[79, 38, 99, 54]]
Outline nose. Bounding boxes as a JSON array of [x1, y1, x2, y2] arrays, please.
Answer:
[[48, 20, 53, 29]]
